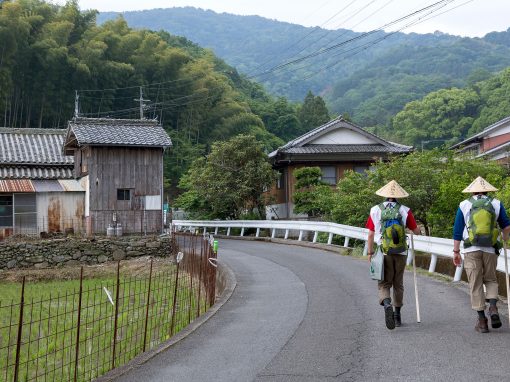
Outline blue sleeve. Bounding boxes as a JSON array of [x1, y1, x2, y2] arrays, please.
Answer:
[[498, 203, 510, 229], [453, 208, 465, 241]]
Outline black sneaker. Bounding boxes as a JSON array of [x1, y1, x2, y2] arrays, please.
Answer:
[[489, 306, 502, 329], [385, 305, 395, 330], [394, 313, 401, 327]]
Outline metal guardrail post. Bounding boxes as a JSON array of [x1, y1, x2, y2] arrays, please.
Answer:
[[312, 232, 318, 243], [343, 237, 350, 247], [214, 227, 218, 235], [298, 230, 303, 241], [226, 227, 230, 236], [453, 263, 464, 282], [240, 227, 244, 237], [362, 241, 368, 256], [429, 254, 438, 273], [284, 229, 289, 240], [406, 249, 414, 266], [271, 228, 276, 239], [256, 228, 260, 237], [328, 233, 333, 245]]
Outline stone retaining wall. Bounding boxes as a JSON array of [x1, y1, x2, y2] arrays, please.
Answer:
[[0, 236, 173, 269]]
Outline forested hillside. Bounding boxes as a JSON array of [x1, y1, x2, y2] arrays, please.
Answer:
[[98, 7, 510, 127], [0, 0, 333, 194], [377, 67, 510, 147]]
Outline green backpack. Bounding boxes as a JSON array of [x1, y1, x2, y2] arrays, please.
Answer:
[[465, 196, 500, 248], [379, 202, 407, 255]]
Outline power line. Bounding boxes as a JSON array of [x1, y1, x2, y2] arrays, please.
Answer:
[[249, 0, 456, 80]]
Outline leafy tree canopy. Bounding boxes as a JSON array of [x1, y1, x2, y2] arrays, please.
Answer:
[[294, 150, 509, 238], [174, 134, 277, 219]]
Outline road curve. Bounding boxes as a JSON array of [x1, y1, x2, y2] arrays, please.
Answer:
[[117, 240, 510, 382]]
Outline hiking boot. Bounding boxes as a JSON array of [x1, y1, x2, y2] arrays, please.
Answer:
[[394, 312, 401, 327], [385, 305, 395, 330], [489, 306, 502, 329], [475, 317, 489, 333]]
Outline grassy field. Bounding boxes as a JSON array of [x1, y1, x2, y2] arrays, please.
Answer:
[[0, 259, 207, 382]]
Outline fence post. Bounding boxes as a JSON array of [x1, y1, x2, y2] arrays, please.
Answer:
[[142, 259, 153, 352], [170, 251, 181, 336], [13, 276, 25, 382], [73, 268, 84, 382], [111, 261, 121, 369], [197, 238, 204, 318]]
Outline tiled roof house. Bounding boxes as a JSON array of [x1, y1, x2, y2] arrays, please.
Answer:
[[266, 117, 413, 219], [0, 128, 84, 239]]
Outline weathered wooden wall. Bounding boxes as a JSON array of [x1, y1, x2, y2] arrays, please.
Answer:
[[85, 146, 164, 233]]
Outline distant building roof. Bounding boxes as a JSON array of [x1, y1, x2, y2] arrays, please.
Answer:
[[63, 117, 172, 154], [0, 128, 75, 180], [450, 115, 510, 149], [269, 117, 412, 162]]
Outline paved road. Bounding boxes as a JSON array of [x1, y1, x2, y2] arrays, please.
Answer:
[[117, 240, 510, 382]]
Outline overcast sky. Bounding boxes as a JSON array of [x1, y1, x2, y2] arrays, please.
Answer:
[[66, 0, 510, 37]]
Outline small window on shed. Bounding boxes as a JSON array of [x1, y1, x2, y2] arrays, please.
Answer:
[[117, 189, 131, 201], [0, 195, 13, 227]]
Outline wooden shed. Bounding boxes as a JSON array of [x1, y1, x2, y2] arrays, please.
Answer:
[[63, 118, 172, 235]]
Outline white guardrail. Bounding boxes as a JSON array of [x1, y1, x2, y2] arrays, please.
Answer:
[[172, 220, 510, 282]]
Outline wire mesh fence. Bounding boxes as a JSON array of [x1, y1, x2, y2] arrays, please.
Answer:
[[0, 232, 217, 381], [0, 213, 170, 241]]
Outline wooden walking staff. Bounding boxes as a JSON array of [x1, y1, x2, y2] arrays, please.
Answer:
[[410, 233, 421, 323], [501, 233, 510, 327]]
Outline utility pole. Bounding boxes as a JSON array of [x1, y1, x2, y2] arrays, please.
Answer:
[[134, 86, 150, 120], [74, 90, 79, 120]]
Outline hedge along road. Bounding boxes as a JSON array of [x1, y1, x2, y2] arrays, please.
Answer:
[[117, 239, 510, 382]]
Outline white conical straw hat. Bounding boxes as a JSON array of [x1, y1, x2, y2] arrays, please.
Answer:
[[375, 180, 409, 198], [462, 176, 498, 193]]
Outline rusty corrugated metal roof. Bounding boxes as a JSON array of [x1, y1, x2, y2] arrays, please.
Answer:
[[0, 179, 35, 192]]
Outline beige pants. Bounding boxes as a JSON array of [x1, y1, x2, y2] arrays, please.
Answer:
[[464, 251, 498, 311], [378, 254, 407, 307]]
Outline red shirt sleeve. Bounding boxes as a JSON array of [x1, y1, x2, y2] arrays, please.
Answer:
[[406, 210, 418, 230], [365, 216, 375, 231]]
